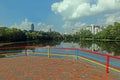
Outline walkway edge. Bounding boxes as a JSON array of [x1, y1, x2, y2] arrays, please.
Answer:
[[78, 56, 120, 73]]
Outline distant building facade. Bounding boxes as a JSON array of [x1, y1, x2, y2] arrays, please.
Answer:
[[31, 24, 34, 31], [72, 29, 77, 34], [86, 24, 102, 34]]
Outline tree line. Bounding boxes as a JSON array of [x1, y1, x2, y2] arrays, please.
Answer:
[[64, 22, 120, 41], [95, 22, 120, 41], [0, 27, 63, 42], [0, 22, 120, 42]]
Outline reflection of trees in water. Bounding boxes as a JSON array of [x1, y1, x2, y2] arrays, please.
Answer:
[[1, 40, 61, 47], [74, 40, 120, 56], [78, 41, 101, 51], [0, 40, 61, 57], [1, 40, 120, 56], [96, 42, 120, 56], [78, 41, 93, 49]]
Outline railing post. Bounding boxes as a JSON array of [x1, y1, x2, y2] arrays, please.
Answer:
[[106, 56, 110, 73], [25, 47, 28, 56], [76, 49, 78, 61], [48, 46, 50, 58]]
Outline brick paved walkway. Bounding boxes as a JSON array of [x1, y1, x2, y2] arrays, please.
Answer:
[[0, 56, 120, 80]]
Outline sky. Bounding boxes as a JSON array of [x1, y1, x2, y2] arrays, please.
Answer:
[[0, 0, 120, 33]]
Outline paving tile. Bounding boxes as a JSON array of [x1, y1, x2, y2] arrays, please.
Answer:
[[44, 76, 56, 80], [0, 56, 120, 80]]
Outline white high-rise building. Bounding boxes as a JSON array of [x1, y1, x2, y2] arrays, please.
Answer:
[[86, 24, 102, 34]]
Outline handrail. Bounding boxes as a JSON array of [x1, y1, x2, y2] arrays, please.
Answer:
[[53, 47, 120, 59], [0, 46, 120, 73]]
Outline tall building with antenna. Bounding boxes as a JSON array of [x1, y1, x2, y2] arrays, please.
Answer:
[[31, 24, 34, 31]]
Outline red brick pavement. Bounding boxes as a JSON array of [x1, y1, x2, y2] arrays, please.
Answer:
[[0, 56, 120, 80]]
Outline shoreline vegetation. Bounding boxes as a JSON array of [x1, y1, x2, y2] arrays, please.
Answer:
[[0, 41, 34, 47], [0, 22, 120, 43]]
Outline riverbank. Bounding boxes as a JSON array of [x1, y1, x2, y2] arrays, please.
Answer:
[[0, 56, 119, 80], [79, 38, 120, 42], [0, 41, 35, 47]]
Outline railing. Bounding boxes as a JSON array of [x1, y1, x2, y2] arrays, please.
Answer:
[[0, 46, 120, 73]]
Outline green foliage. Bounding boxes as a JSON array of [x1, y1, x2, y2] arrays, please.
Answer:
[[0, 22, 120, 42], [79, 29, 93, 39], [0, 27, 26, 41], [0, 27, 62, 42], [62, 34, 73, 41], [95, 22, 120, 41]]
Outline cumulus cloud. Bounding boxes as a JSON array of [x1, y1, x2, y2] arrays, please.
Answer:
[[37, 22, 53, 32], [11, 18, 32, 30], [105, 12, 120, 25], [62, 21, 72, 29], [74, 22, 87, 29], [62, 21, 87, 33], [10, 19, 53, 31], [51, 0, 120, 20]]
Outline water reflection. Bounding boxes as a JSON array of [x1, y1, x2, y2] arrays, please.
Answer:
[[56, 42, 80, 48], [78, 41, 92, 49], [0, 41, 120, 56], [96, 42, 120, 56], [0, 40, 61, 48], [79, 41, 120, 56], [57, 41, 120, 56]]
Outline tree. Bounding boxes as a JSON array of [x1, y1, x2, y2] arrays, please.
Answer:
[[79, 29, 93, 40], [95, 22, 120, 41]]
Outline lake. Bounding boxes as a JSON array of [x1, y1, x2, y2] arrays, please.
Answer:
[[0, 41, 120, 56]]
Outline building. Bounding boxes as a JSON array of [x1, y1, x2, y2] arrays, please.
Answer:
[[86, 24, 102, 34], [72, 29, 77, 34], [31, 24, 34, 31]]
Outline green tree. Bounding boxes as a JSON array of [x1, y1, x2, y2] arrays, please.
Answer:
[[79, 29, 93, 40], [95, 22, 120, 41]]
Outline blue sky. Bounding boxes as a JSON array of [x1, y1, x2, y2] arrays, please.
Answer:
[[0, 0, 61, 24], [0, 0, 120, 33]]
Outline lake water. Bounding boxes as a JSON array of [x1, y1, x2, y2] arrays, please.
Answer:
[[0, 41, 120, 56]]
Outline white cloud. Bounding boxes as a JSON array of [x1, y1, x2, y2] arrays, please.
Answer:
[[10, 19, 53, 31], [74, 22, 87, 29], [62, 21, 87, 33], [105, 12, 120, 25], [51, 0, 120, 20], [11, 18, 32, 30], [37, 22, 53, 32], [62, 21, 72, 29]]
